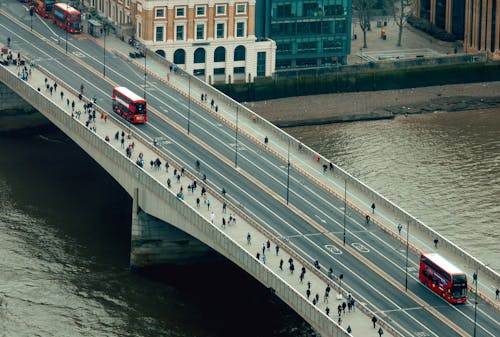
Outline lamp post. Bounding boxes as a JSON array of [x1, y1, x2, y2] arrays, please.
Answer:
[[187, 74, 191, 134], [29, 7, 33, 32], [234, 106, 239, 168], [343, 179, 347, 246], [405, 221, 410, 291], [286, 139, 290, 204], [65, 23, 68, 54], [143, 47, 147, 99], [339, 273, 344, 294], [473, 270, 478, 337], [103, 26, 106, 77]]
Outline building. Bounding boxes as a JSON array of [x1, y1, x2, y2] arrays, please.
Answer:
[[416, 0, 500, 58], [255, 0, 352, 70], [84, 0, 276, 83]]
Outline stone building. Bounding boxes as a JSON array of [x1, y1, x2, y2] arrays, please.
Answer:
[[416, 0, 500, 58], [84, 0, 276, 83]]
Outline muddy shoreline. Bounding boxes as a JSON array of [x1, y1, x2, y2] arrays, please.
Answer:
[[244, 82, 500, 127]]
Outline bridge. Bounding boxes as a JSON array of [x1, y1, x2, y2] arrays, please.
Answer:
[[1, 2, 499, 337]]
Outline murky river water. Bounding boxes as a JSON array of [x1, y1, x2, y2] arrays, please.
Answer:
[[0, 108, 498, 335]]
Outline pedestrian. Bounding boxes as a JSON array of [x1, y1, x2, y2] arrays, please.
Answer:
[[328, 267, 333, 279], [378, 327, 384, 336], [165, 162, 170, 172], [329, 162, 334, 171], [346, 326, 351, 334], [210, 211, 215, 224], [53, 82, 57, 92], [256, 252, 260, 260], [80, 83, 84, 94], [326, 307, 330, 316], [337, 304, 342, 316], [365, 214, 370, 225], [324, 291, 329, 303], [306, 289, 311, 299], [247, 232, 251, 245], [342, 301, 346, 314], [299, 271, 304, 283], [350, 298, 355, 311], [372, 316, 377, 328], [261, 243, 265, 255], [312, 298, 316, 306], [288, 257, 293, 265], [60, 91, 64, 100], [264, 136, 268, 147], [496, 288, 499, 300], [206, 199, 211, 210], [215, 105, 218, 113], [472, 272, 477, 284], [262, 254, 267, 264], [397, 224, 403, 235], [176, 174, 181, 183], [279, 258, 283, 270], [289, 263, 294, 274], [222, 202, 227, 213], [307, 281, 311, 289], [71, 100, 75, 111], [200, 93, 204, 102], [167, 178, 172, 188], [275, 244, 280, 256], [434, 238, 439, 248], [347, 301, 352, 312], [266, 240, 270, 251], [371, 203, 376, 214], [322, 163, 327, 173], [121, 138, 124, 148]]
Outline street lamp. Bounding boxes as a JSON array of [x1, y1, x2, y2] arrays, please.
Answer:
[[286, 139, 290, 204], [187, 74, 191, 134], [65, 23, 68, 54], [103, 26, 106, 77], [405, 221, 410, 291], [29, 7, 33, 31], [143, 47, 147, 99], [473, 270, 478, 337], [234, 105, 239, 168], [343, 179, 347, 246]]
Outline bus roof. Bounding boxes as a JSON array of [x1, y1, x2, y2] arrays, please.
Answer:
[[114, 87, 145, 103], [421, 253, 465, 275], [54, 3, 80, 14]]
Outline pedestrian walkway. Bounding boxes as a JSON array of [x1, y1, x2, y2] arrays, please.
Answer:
[[1, 42, 396, 337]]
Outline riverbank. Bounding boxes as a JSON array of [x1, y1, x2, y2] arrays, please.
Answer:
[[244, 81, 500, 127]]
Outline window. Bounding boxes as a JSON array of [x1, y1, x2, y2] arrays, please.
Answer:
[[236, 4, 246, 14], [176, 25, 184, 40], [334, 19, 346, 33], [216, 23, 225, 38], [126, 14, 130, 24], [234, 66, 245, 74], [236, 21, 245, 37], [297, 41, 316, 53], [214, 47, 226, 62], [155, 8, 165, 18], [174, 49, 186, 64], [155, 26, 164, 41], [257, 52, 266, 76], [176, 7, 186, 17], [126, 0, 130, 7], [234, 45, 246, 61], [216, 5, 226, 15], [194, 48, 206, 63], [196, 23, 205, 40], [196, 6, 206, 16], [137, 22, 142, 38]]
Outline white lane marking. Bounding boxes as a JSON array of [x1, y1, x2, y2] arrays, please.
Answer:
[[351, 242, 370, 253], [325, 245, 342, 255]]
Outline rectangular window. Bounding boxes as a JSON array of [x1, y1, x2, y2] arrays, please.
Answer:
[[138, 22, 142, 38], [155, 26, 164, 41], [297, 41, 316, 53], [155, 8, 165, 18], [196, 23, 205, 40], [257, 52, 266, 77], [176, 25, 184, 40], [176, 7, 186, 17], [236, 22, 245, 37], [196, 6, 206, 16], [126, 0, 130, 7], [236, 4, 246, 14], [216, 23, 225, 38], [216, 5, 226, 15]]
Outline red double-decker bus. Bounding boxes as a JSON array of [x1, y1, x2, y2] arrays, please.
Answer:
[[52, 3, 82, 33], [32, 0, 56, 18], [112, 87, 147, 124], [419, 253, 467, 304]]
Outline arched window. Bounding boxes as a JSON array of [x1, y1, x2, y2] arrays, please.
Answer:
[[155, 50, 166, 58], [194, 48, 206, 63], [173, 49, 186, 64], [214, 46, 226, 62], [234, 45, 246, 61]]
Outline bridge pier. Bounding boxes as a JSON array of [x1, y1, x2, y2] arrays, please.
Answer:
[[130, 188, 218, 268], [0, 82, 50, 133]]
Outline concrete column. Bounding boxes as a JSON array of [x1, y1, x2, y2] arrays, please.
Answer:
[[430, 0, 437, 23], [480, 0, 488, 50], [486, 0, 493, 51], [473, 0, 480, 50], [464, 0, 471, 51], [495, 0, 500, 52], [445, 0, 452, 32], [130, 188, 217, 268]]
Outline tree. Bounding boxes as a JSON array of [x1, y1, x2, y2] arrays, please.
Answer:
[[354, 0, 377, 48], [393, 0, 416, 46]]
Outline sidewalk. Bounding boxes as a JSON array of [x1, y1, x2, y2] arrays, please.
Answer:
[[90, 28, 499, 311], [1, 40, 395, 337]]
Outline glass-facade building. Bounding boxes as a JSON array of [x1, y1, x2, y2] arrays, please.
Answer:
[[256, 0, 351, 69]]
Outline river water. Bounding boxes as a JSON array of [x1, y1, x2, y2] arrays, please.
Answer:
[[0, 108, 498, 335]]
